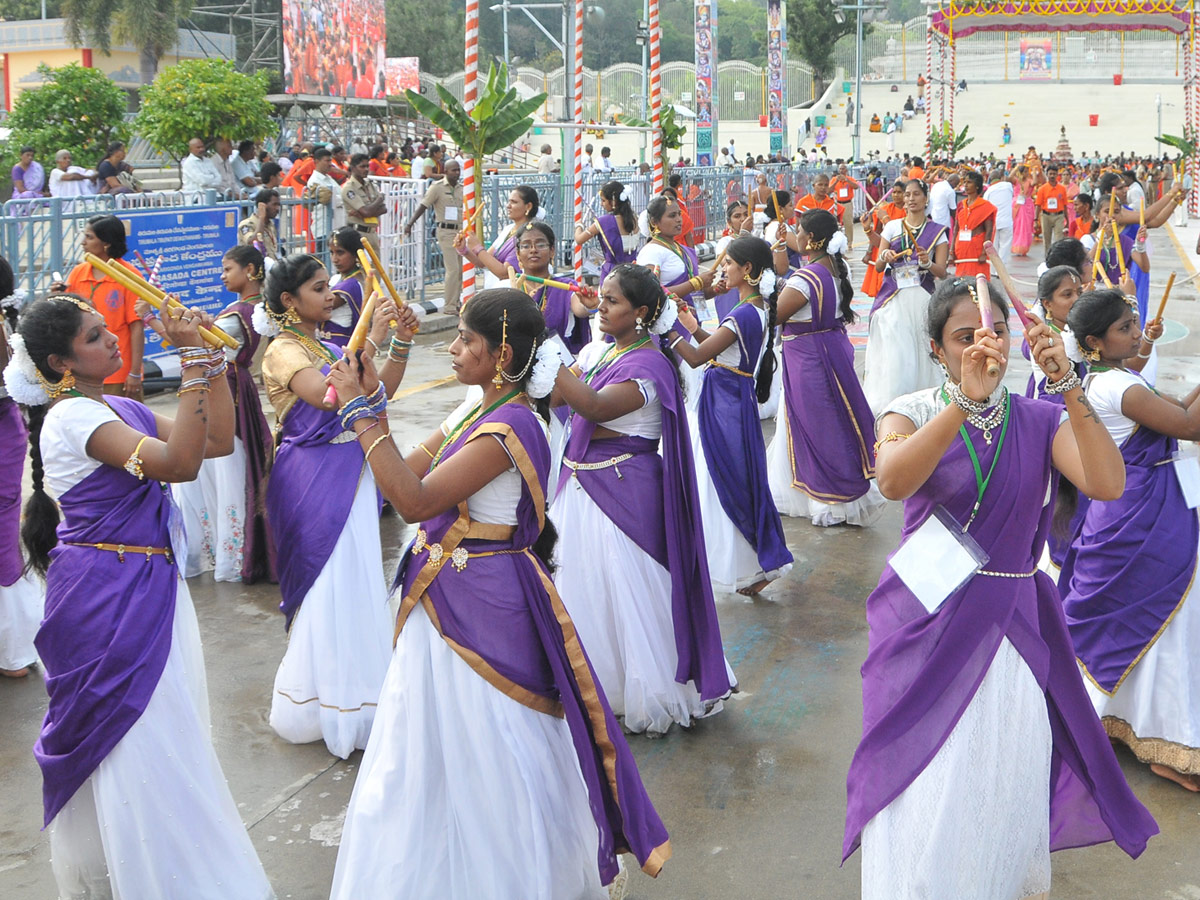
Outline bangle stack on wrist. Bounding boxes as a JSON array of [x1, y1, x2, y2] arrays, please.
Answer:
[[203, 346, 227, 380], [178, 377, 211, 396], [1044, 369, 1082, 395], [338, 383, 388, 431], [944, 380, 988, 416], [389, 336, 413, 363], [178, 347, 210, 370]]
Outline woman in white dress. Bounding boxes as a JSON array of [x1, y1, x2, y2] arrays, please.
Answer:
[[258, 254, 414, 759], [861, 177, 949, 416], [6, 294, 273, 899], [550, 264, 734, 735], [458, 184, 540, 289], [174, 245, 271, 581], [328, 289, 670, 899], [1061, 288, 1200, 791]]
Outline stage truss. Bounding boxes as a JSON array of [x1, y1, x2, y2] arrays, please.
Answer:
[[926, 1, 1199, 208], [181, 0, 283, 83]]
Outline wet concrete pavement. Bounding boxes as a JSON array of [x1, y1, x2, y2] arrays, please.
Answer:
[[4, 227, 1200, 898]]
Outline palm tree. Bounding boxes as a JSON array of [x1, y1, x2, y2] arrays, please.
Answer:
[[406, 64, 546, 238], [60, 0, 192, 86]]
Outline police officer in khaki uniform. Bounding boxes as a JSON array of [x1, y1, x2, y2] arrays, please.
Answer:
[[341, 152, 387, 252], [404, 160, 463, 315]]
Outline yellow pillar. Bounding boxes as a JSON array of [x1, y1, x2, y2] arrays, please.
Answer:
[[1005, 30, 1008, 82], [1056, 32, 1061, 81], [1121, 32, 1125, 75], [902, 24, 907, 81]]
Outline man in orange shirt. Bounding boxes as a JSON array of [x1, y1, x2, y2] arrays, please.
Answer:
[[796, 173, 843, 222], [908, 156, 926, 180], [1035, 163, 1068, 254], [830, 164, 859, 249]]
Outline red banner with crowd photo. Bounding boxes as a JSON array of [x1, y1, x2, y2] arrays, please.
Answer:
[[283, 0, 388, 98]]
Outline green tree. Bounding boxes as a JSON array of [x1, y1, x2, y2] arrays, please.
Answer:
[[405, 63, 545, 239], [0, 0, 63, 19], [60, 0, 193, 85], [2, 63, 129, 170], [134, 59, 275, 161], [787, 0, 858, 93], [386, 0, 466, 78]]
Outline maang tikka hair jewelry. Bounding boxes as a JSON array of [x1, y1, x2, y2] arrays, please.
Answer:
[[493, 309, 509, 388]]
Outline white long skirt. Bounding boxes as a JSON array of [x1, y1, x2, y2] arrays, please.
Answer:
[[0, 570, 42, 670], [861, 638, 1052, 900], [1085, 574, 1200, 774], [551, 479, 730, 734], [269, 468, 391, 759], [766, 383, 887, 527], [173, 437, 248, 582], [331, 605, 606, 900], [862, 287, 943, 417], [48, 579, 274, 900], [688, 410, 791, 594]]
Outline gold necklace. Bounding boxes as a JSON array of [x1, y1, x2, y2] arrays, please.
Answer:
[[281, 326, 339, 365]]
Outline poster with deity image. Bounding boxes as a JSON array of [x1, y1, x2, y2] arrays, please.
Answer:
[[695, 0, 717, 165], [766, 0, 787, 154], [1019, 37, 1052, 81]]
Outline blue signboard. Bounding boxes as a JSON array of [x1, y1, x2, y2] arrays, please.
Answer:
[[121, 207, 240, 359]]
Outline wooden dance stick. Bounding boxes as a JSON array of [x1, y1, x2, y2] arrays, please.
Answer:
[[518, 272, 590, 294], [974, 272, 1000, 380], [706, 245, 729, 275], [321, 289, 381, 406], [84, 253, 237, 350], [355, 248, 398, 328], [1139, 199, 1146, 227], [982, 241, 1060, 374], [1111, 221, 1127, 277], [1153, 272, 1176, 324], [360, 239, 412, 331]]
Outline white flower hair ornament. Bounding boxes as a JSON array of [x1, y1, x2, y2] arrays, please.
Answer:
[[827, 232, 849, 256], [618, 187, 630, 203], [650, 294, 678, 335], [3, 333, 52, 406], [1, 288, 28, 311], [252, 302, 281, 337], [758, 268, 778, 298], [527, 334, 573, 399]]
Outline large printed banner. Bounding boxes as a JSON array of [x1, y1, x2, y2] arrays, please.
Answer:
[[122, 208, 239, 359], [1019, 38, 1053, 80], [283, 0, 387, 99], [385, 57, 420, 95], [694, 1, 716, 166], [766, 0, 787, 155]]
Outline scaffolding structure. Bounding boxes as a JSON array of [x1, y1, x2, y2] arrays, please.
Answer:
[[180, 0, 283, 79]]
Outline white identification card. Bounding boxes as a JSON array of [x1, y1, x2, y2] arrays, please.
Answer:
[[958, 229, 973, 242], [895, 264, 920, 290], [1017, 195, 1026, 205], [1047, 198, 1058, 210], [444, 206, 459, 222], [889, 506, 990, 614], [1172, 448, 1200, 509]]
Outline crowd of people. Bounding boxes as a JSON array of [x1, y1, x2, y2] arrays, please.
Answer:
[[3, 126, 1200, 900]]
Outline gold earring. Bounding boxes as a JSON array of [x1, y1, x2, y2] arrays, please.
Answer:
[[284, 307, 302, 325], [493, 310, 508, 389], [1083, 345, 1101, 364], [38, 368, 75, 400]]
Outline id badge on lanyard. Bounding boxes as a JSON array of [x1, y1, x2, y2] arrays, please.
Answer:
[[889, 506, 989, 613], [894, 263, 921, 290]]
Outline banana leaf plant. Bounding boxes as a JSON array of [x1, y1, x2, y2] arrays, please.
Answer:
[[622, 104, 688, 170], [927, 121, 973, 157], [405, 64, 546, 239]]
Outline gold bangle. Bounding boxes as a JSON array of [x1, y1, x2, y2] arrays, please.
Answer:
[[873, 431, 910, 455], [124, 435, 150, 480], [363, 432, 391, 462], [417, 442, 435, 459], [177, 385, 211, 396]]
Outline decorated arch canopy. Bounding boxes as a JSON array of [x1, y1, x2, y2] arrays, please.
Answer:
[[930, 1, 1194, 38]]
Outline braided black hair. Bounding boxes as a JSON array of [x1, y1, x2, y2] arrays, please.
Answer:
[[726, 235, 779, 404], [799, 208, 855, 323]]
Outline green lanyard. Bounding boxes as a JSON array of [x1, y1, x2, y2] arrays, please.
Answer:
[[942, 387, 1011, 532], [431, 390, 523, 469], [582, 337, 651, 384]]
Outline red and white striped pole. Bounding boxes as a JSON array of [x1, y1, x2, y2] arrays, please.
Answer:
[[572, 0, 584, 280], [461, 0, 480, 307], [649, 0, 663, 194], [924, 20, 933, 154]]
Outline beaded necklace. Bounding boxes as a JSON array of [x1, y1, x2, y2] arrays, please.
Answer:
[[281, 325, 339, 366]]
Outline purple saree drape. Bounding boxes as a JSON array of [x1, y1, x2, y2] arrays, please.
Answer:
[[870, 220, 944, 315], [394, 402, 671, 881], [843, 394, 1157, 862], [34, 398, 180, 826], [780, 263, 877, 503], [697, 302, 792, 576], [557, 347, 731, 702], [531, 281, 591, 356], [219, 301, 277, 583], [595, 214, 637, 285], [0, 398, 27, 586], [1060, 422, 1199, 694], [325, 276, 364, 347], [265, 342, 365, 629]]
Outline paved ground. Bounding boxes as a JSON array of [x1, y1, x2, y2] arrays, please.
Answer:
[[3, 224, 1200, 899]]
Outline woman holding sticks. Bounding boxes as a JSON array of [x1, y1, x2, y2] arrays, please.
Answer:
[[712, 200, 753, 321], [861, 178, 949, 416], [174, 245, 277, 583], [328, 289, 670, 898], [1095, 172, 1182, 323], [5, 295, 274, 898], [575, 180, 641, 286], [458, 184, 540, 290], [257, 254, 415, 759], [666, 236, 793, 595], [762, 190, 804, 279], [549, 264, 734, 735], [1059, 288, 1200, 792], [860, 178, 906, 300], [324, 227, 370, 348], [767, 209, 885, 528], [504, 221, 598, 355], [845, 278, 1157, 899]]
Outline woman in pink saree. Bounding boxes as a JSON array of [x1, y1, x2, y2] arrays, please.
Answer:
[[1011, 164, 1037, 257]]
